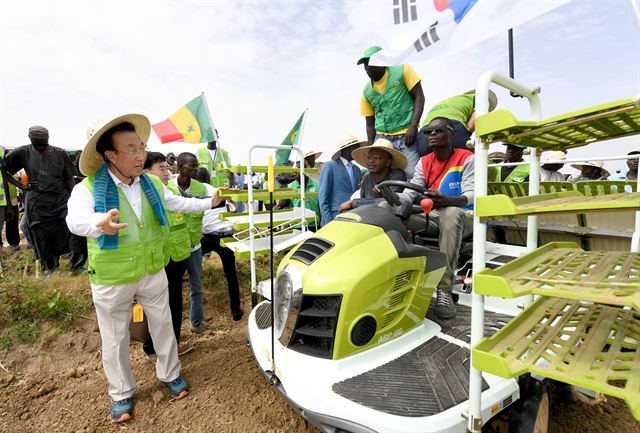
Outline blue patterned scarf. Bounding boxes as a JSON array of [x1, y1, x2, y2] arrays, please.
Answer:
[[93, 163, 168, 250]]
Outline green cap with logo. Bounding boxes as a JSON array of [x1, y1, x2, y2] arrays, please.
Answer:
[[357, 45, 383, 65]]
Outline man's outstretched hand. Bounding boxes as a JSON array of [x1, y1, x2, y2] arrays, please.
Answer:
[[96, 209, 128, 235], [212, 188, 225, 208]]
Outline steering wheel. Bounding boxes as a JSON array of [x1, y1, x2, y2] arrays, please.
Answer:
[[378, 180, 425, 195], [377, 180, 434, 218]]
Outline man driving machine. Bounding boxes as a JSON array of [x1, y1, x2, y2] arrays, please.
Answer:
[[381, 117, 474, 320]]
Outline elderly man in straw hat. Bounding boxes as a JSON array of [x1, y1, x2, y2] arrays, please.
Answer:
[[421, 89, 498, 154], [65, 114, 223, 423], [338, 138, 407, 213], [318, 134, 366, 226], [571, 160, 610, 181]]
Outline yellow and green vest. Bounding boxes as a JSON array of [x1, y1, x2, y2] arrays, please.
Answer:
[[165, 183, 192, 262], [197, 146, 230, 187], [0, 147, 24, 207], [169, 178, 206, 247], [83, 174, 169, 285], [363, 65, 414, 134], [489, 164, 530, 183]]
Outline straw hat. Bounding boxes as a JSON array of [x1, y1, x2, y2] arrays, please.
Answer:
[[331, 134, 367, 160], [464, 89, 498, 112], [79, 114, 151, 176], [571, 160, 610, 178], [352, 138, 407, 170], [488, 151, 505, 163], [303, 150, 323, 161], [541, 151, 566, 163]]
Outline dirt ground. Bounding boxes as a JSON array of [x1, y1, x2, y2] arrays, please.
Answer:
[[0, 254, 638, 433]]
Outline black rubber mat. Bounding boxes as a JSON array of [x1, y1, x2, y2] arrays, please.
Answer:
[[254, 302, 272, 330], [332, 337, 488, 417], [426, 302, 511, 343]]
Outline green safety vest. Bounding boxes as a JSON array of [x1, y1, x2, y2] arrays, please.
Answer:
[[165, 183, 192, 262], [8, 182, 17, 206], [489, 164, 530, 183], [197, 146, 230, 187], [423, 93, 475, 128], [83, 174, 169, 285], [363, 65, 414, 134], [0, 147, 23, 207], [169, 178, 206, 247]]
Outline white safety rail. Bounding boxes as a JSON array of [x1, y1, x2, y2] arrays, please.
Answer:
[[468, 72, 640, 432], [468, 71, 541, 433], [223, 230, 314, 256], [222, 207, 317, 231], [245, 144, 312, 303]]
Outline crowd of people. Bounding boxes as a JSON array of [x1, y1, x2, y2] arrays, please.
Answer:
[[0, 45, 636, 425]]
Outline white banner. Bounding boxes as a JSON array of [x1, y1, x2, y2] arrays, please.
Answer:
[[348, 0, 573, 66]]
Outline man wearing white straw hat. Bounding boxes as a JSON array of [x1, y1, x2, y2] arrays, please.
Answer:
[[571, 160, 610, 181], [318, 134, 366, 226], [65, 114, 223, 423], [540, 151, 567, 182], [338, 138, 407, 212]]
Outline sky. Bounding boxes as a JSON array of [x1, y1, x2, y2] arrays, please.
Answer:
[[1, 0, 639, 177]]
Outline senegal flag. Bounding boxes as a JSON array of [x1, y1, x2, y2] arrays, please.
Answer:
[[276, 111, 306, 165], [152, 95, 217, 144]]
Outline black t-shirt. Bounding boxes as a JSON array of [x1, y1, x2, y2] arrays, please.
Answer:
[[4, 145, 75, 223]]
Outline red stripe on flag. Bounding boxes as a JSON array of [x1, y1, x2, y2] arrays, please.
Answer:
[[152, 119, 184, 144]]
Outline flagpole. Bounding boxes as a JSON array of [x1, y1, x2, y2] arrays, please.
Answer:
[[296, 108, 309, 232], [507, 29, 521, 99], [200, 91, 228, 171]]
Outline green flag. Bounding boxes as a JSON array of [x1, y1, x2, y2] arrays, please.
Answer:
[[276, 111, 305, 165]]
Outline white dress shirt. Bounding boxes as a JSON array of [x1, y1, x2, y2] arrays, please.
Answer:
[[66, 169, 211, 238], [200, 183, 232, 235], [540, 168, 565, 182]]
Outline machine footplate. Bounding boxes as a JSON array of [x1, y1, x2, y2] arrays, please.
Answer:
[[427, 303, 511, 342], [332, 337, 488, 417]]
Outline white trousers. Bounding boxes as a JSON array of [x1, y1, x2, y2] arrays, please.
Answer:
[[92, 270, 181, 401]]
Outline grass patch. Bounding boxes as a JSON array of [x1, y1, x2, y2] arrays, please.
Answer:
[[11, 320, 38, 342], [0, 250, 91, 349]]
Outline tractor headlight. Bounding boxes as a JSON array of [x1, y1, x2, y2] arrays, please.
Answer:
[[273, 265, 303, 344]]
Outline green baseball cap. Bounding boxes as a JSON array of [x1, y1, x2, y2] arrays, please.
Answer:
[[357, 45, 382, 65]]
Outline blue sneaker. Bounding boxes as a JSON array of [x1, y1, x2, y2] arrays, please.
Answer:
[[163, 376, 189, 399], [110, 398, 133, 423]]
